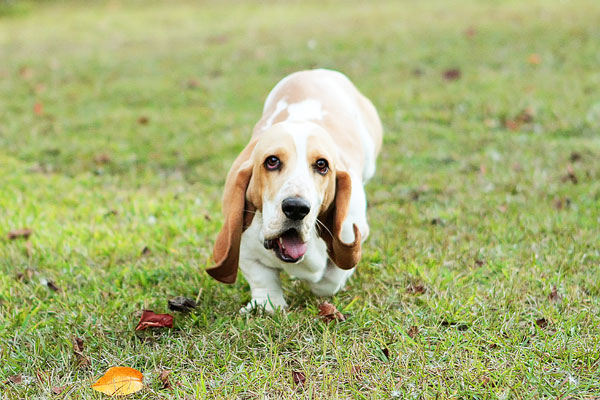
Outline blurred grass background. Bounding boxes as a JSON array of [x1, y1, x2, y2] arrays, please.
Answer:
[[1, 0, 599, 398]]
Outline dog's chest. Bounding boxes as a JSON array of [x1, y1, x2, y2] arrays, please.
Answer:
[[240, 216, 329, 283]]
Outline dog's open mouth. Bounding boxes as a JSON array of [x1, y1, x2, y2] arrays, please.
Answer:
[[264, 229, 307, 263]]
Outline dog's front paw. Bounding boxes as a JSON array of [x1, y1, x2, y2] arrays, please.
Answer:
[[240, 296, 287, 314]]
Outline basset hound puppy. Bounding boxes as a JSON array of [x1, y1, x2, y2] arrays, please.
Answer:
[[207, 69, 382, 312]]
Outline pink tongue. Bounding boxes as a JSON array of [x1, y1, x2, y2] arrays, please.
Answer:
[[281, 232, 307, 259]]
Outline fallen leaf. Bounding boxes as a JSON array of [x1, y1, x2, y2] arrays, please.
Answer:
[[553, 197, 571, 210], [407, 284, 426, 295], [292, 371, 306, 386], [381, 346, 390, 360], [158, 370, 172, 390], [505, 119, 520, 131], [528, 53, 541, 65], [430, 217, 444, 226], [569, 152, 582, 162], [140, 246, 151, 256], [73, 337, 90, 368], [16, 268, 35, 281], [350, 365, 362, 376], [47, 280, 61, 292], [443, 68, 461, 81], [548, 286, 561, 303], [135, 310, 174, 331], [561, 165, 578, 184], [19, 66, 33, 80], [516, 107, 535, 123], [33, 102, 44, 116], [25, 241, 33, 257], [92, 366, 143, 396], [186, 79, 200, 89], [317, 302, 346, 323], [94, 154, 111, 164], [407, 325, 419, 339], [7, 228, 33, 240], [535, 318, 548, 329], [464, 26, 477, 37], [5, 374, 22, 385], [168, 296, 197, 312], [52, 386, 66, 395]]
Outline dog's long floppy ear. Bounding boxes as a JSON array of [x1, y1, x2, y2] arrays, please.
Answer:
[[319, 170, 362, 270], [206, 142, 257, 284]]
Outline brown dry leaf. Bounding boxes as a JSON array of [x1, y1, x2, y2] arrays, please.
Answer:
[[562, 165, 578, 184], [135, 310, 174, 331], [443, 68, 461, 81], [548, 286, 561, 303], [158, 370, 172, 390], [19, 66, 34, 80], [464, 26, 477, 37], [569, 152, 582, 162], [553, 197, 571, 210], [186, 78, 200, 89], [137, 116, 149, 125], [528, 53, 541, 65], [292, 371, 306, 386], [73, 337, 90, 368], [25, 241, 33, 257], [16, 268, 35, 281], [5, 374, 23, 385], [94, 154, 111, 164], [407, 325, 419, 339], [516, 107, 535, 123], [505, 119, 520, 131], [46, 280, 61, 292], [8, 228, 33, 240], [52, 386, 66, 395], [92, 366, 143, 396], [350, 365, 362, 376], [317, 302, 346, 323], [33, 102, 44, 116], [407, 284, 426, 295], [168, 296, 197, 312], [535, 318, 548, 329]]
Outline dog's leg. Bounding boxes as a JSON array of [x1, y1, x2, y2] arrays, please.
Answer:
[[239, 259, 287, 313], [309, 261, 355, 296]]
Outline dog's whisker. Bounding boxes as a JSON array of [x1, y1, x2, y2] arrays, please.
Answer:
[[315, 218, 333, 238]]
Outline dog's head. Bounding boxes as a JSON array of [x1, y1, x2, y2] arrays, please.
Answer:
[[207, 121, 361, 283]]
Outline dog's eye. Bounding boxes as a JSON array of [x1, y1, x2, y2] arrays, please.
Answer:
[[264, 155, 281, 170], [315, 158, 329, 175]]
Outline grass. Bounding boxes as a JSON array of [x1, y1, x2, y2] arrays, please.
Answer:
[[1, 0, 600, 398]]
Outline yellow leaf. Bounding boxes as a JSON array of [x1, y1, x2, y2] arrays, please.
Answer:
[[92, 366, 143, 396]]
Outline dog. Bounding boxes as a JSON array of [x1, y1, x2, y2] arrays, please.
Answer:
[[207, 69, 382, 312]]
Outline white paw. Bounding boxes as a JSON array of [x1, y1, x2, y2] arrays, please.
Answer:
[[240, 296, 287, 314], [310, 280, 344, 297]]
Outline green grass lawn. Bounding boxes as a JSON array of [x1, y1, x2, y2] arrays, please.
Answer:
[[1, 0, 600, 398]]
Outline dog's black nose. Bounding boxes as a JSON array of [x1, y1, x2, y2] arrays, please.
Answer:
[[282, 197, 311, 220]]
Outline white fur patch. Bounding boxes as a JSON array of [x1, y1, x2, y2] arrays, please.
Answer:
[[262, 99, 288, 131], [286, 99, 327, 122]]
